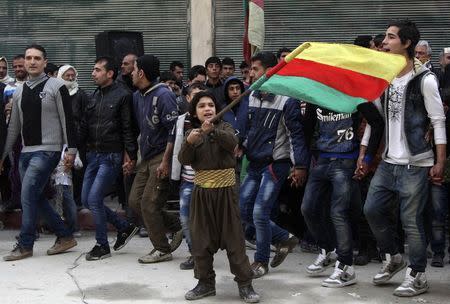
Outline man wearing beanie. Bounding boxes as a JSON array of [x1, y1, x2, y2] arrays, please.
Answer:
[[128, 54, 183, 263]]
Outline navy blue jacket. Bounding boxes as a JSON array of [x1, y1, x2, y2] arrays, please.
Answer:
[[222, 77, 248, 138], [133, 83, 179, 161], [242, 91, 309, 167]]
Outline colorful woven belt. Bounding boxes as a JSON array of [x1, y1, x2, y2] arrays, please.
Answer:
[[194, 168, 235, 188]]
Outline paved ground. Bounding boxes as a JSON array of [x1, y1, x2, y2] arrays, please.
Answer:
[[0, 230, 450, 304]]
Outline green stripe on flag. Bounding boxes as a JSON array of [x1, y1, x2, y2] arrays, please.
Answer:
[[258, 75, 366, 113]]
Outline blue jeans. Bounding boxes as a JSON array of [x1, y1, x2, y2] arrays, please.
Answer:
[[19, 151, 71, 249], [56, 184, 79, 234], [427, 183, 448, 256], [179, 181, 194, 251], [239, 161, 290, 264], [364, 161, 429, 272], [301, 158, 356, 266], [82, 152, 128, 246]]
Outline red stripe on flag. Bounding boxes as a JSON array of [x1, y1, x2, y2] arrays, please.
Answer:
[[277, 58, 389, 101], [251, 0, 264, 8], [266, 60, 287, 77], [243, 0, 250, 62]]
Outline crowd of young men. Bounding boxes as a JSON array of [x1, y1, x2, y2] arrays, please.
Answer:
[[1, 18, 450, 301]]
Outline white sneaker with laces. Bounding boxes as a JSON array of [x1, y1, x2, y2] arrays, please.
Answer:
[[393, 267, 428, 297], [321, 261, 356, 288], [373, 253, 406, 285], [306, 248, 336, 275]]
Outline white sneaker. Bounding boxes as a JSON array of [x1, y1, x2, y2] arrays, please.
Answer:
[[373, 253, 406, 285], [306, 249, 336, 275], [393, 267, 428, 297], [321, 261, 356, 288], [138, 249, 172, 264], [245, 240, 257, 250]]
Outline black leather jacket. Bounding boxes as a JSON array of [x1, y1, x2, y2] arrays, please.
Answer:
[[70, 88, 89, 136], [79, 82, 138, 160], [0, 82, 6, 156]]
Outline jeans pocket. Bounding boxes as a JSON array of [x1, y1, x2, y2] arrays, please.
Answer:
[[107, 153, 123, 169]]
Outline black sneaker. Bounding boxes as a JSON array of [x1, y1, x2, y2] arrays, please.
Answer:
[[354, 245, 380, 265], [180, 256, 195, 270], [251, 261, 269, 278], [86, 244, 111, 261], [239, 284, 260, 303], [113, 224, 138, 251], [185, 282, 216, 300], [270, 234, 299, 268], [430, 254, 444, 267]]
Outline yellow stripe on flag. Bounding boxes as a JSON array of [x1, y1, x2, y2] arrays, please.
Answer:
[[285, 42, 406, 82]]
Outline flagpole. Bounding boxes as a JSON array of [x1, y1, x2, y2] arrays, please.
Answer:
[[211, 43, 312, 123], [210, 90, 252, 123], [250, 42, 312, 92]]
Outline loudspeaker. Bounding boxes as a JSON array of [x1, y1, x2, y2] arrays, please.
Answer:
[[95, 31, 144, 64]]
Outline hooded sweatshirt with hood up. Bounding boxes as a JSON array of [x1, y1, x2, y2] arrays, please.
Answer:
[[222, 76, 248, 138]]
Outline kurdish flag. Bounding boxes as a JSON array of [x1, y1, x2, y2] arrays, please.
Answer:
[[250, 42, 407, 113], [243, 0, 265, 61]]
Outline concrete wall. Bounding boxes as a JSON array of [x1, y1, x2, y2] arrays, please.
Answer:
[[190, 0, 213, 66]]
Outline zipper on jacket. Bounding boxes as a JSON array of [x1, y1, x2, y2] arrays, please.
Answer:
[[95, 91, 104, 151]]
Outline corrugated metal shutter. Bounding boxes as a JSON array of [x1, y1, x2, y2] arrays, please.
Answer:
[[214, 0, 245, 66], [0, 0, 188, 90], [215, 0, 450, 68]]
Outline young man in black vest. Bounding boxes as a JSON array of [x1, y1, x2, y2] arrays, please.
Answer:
[[361, 20, 446, 297]]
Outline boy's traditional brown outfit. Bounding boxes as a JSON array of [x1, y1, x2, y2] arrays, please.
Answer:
[[179, 121, 253, 288]]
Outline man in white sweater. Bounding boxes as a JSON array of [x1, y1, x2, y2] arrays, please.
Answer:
[[359, 20, 446, 297]]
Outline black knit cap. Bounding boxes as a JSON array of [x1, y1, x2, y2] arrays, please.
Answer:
[[136, 54, 160, 81]]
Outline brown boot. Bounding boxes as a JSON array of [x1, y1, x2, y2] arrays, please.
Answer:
[[47, 237, 77, 255], [4, 244, 33, 261]]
